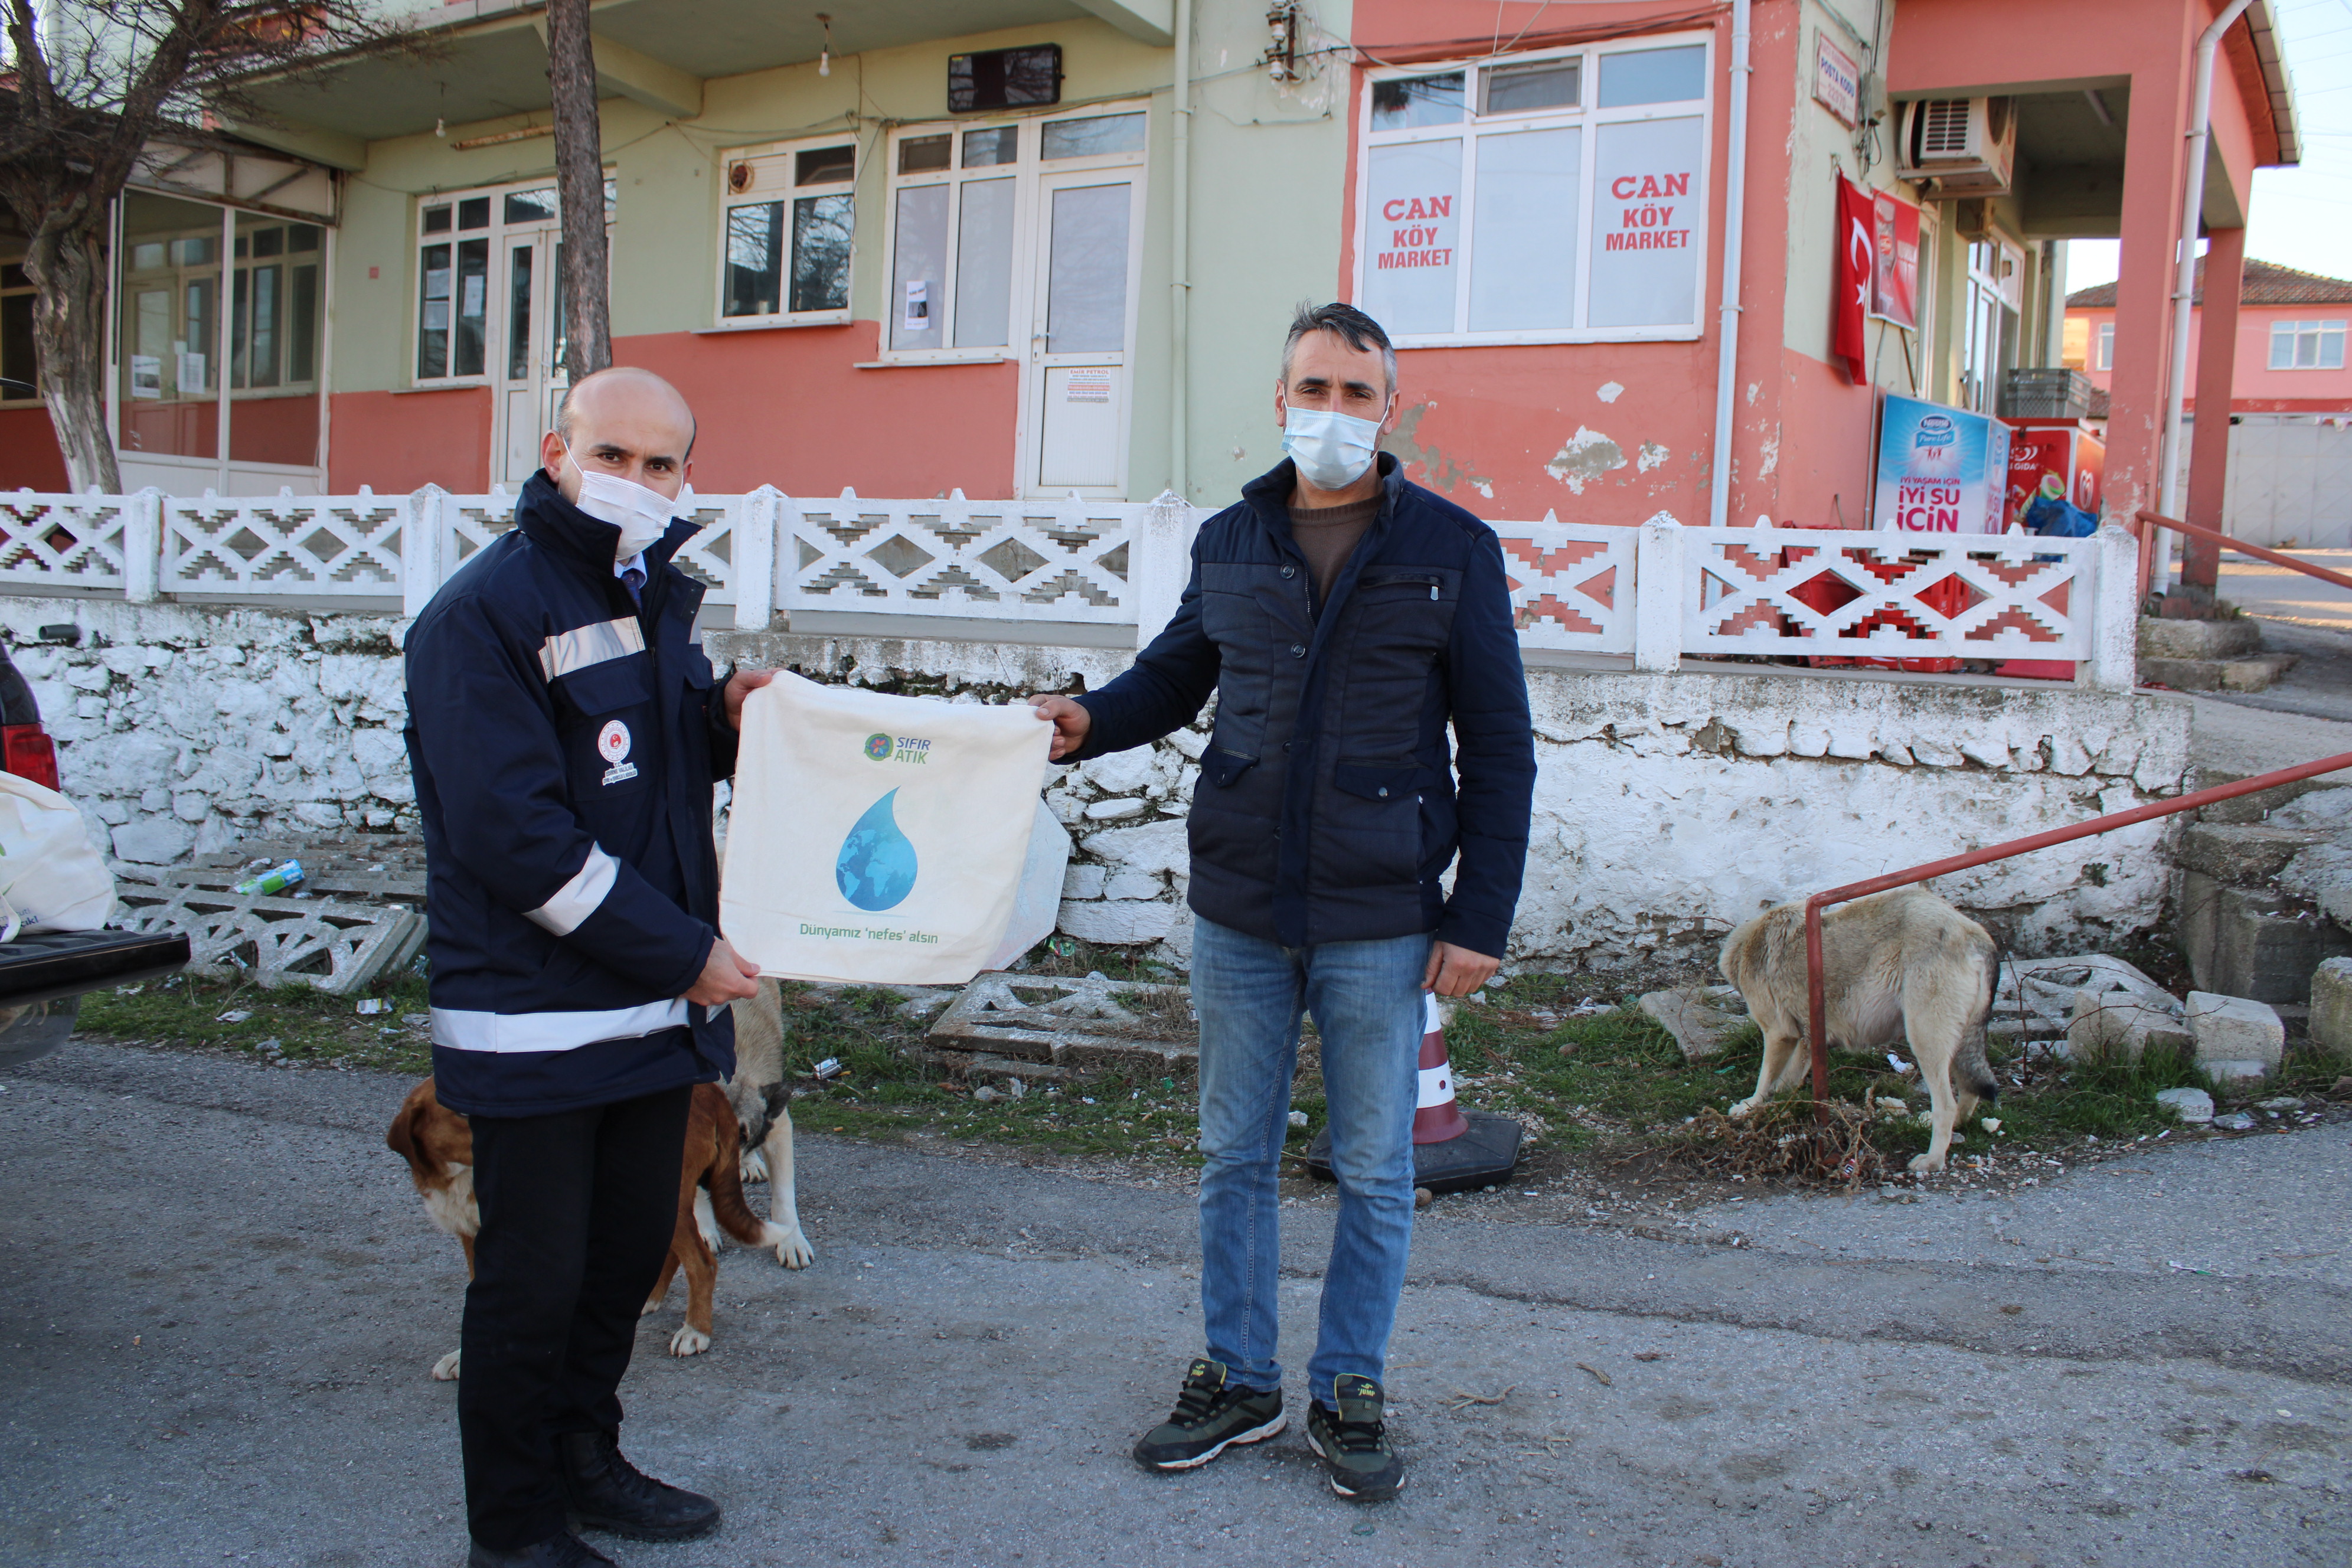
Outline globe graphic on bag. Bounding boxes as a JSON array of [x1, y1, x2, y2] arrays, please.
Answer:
[[835, 788, 918, 912]]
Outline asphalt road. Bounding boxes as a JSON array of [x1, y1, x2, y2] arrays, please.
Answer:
[[3, 1041, 2348, 1568]]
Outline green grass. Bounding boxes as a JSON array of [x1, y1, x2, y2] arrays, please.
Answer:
[[72, 952, 2348, 1184]]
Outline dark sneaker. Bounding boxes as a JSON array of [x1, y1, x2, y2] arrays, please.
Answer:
[[1305, 1374, 1405, 1501], [1131, 1357, 1286, 1470], [557, 1429, 721, 1541]]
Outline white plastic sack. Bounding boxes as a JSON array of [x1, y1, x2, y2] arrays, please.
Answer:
[[0, 771, 116, 935], [720, 672, 1052, 985]]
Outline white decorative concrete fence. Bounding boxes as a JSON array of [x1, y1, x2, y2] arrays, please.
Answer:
[[0, 488, 2139, 690]]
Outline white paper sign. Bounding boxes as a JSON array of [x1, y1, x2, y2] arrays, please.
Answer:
[[176, 351, 206, 394], [903, 279, 930, 333], [130, 355, 163, 400]]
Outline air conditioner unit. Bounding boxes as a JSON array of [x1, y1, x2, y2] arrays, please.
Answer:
[[1896, 97, 2015, 197]]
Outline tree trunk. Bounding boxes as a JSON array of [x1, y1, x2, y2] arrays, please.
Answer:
[[22, 219, 120, 495], [544, 0, 612, 382]]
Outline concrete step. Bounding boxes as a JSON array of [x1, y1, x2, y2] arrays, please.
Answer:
[[2142, 652, 2298, 692], [2139, 615, 2264, 661], [2175, 867, 2352, 1005]]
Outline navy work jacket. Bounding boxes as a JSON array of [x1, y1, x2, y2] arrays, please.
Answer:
[[1071, 455, 1535, 957], [403, 471, 737, 1117]]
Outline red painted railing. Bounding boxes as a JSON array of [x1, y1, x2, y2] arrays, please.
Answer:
[[1801, 750, 2352, 1108], [2137, 508, 2352, 595]]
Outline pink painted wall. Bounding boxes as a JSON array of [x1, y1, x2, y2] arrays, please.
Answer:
[[2071, 303, 2352, 413], [326, 387, 494, 494]]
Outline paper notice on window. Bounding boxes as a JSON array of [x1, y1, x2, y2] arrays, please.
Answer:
[[462, 275, 485, 318], [903, 279, 930, 334], [176, 352, 206, 395], [130, 355, 163, 400], [1065, 369, 1112, 404]]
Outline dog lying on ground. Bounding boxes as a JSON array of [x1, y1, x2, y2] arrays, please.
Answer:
[[1718, 888, 2000, 1173], [386, 1074, 801, 1375]]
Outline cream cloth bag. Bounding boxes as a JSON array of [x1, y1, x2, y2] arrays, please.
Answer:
[[720, 672, 1053, 985], [0, 771, 115, 936]]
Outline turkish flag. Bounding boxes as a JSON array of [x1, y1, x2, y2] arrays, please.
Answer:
[[1832, 176, 1873, 383]]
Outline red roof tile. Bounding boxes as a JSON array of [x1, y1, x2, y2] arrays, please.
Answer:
[[2066, 258, 2352, 309]]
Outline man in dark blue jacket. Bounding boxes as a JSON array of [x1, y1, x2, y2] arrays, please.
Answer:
[[405, 366, 770, 1568], [1033, 304, 1534, 1503]]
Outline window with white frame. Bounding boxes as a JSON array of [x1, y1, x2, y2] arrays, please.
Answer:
[[414, 179, 613, 381], [2269, 318, 2346, 371], [1, 257, 37, 403], [718, 138, 857, 325], [2094, 319, 2113, 371], [878, 107, 1147, 362], [1354, 34, 1711, 345]]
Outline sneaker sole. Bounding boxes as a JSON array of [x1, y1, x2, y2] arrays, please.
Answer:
[[1137, 1412, 1288, 1471], [1304, 1425, 1405, 1501], [570, 1509, 722, 1543]]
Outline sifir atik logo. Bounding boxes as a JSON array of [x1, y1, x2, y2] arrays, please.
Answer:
[[862, 733, 934, 766]]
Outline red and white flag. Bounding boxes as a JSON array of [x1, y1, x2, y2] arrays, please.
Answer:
[[1832, 175, 1873, 383]]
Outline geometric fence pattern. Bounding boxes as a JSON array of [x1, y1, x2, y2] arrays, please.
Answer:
[[780, 488, 1138, 624], [0, 488, 2122, 678]]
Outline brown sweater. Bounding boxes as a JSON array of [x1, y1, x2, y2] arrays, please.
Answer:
[[1287, 494, 1380, 612]]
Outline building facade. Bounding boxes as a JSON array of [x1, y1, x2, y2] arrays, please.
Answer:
[[0, 0, 2301, 546]]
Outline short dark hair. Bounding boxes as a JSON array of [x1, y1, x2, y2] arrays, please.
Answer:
[[1281, 301, 1396, 398]]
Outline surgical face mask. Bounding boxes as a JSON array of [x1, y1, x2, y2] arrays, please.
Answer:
[[563, 446, 689, 561], [1282, 401, 1386, 491]]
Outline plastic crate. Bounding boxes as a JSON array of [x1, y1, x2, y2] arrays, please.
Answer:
[[2000, 368, 2095, 420]]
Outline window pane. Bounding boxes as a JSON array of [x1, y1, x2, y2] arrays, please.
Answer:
[[288, 264, 319, 384], [1598, 45, 1706, 107], [1371, 73, 1464, 130], [963, 126, 1018, 168], [1469, 126, 1579, 332], [789, 192, 853, 313], [508, 246, 534, 378], [1045, 182, 1131, 352], [251, 227, 284, 259], [249, 263, 281, 388], [1587, 116, 1703, 328], [889, 184, 950, 351], [1482, 58, 1578, 116], [797, 145, 855, 185], [724, 202, 783, 316], [419, 241, 451, 378], [898, 135, 952, 175], [230, 268, 249, 388], [1042, 112, 1145, 159], [954, 177, 1017, 348], [2323, 325, 2346, 370], [504, 188, 559, 225], [172, 236, 215, 267], [1, 290, 36, 392], [458, 197, 491, 230], [423, 205, 452, 235], [288, 224, 322, 253], [2270, 325, 2292, 371], [453, 237, 489, 376], [131, 243, 166, 271], [1361, 139, 1462, 337]]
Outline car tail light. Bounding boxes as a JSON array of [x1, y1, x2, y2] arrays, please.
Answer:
[[1, 724, 60, 791]]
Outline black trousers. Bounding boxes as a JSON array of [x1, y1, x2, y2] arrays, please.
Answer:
[[459, 1084, 691, 1550]]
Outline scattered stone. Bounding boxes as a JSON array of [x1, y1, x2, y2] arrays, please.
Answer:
[[2154, 1087, 2214, 1124], [2187, 991, 2285, 1072], [1638, 986, 1747, 1061], [2204, 1060, 2272, 1085], [1288, 1109, 1308, 1128], [972, 1086, 1002, 1103], [2313, 957, 2352, 1057], [893, 991, 951, 1020], [2255, 1096, 2304, 1112], [2066, 991, 2191, 1062], [1005, 1077, 1026, 1100], [1082, 797, 1149, 822], [2212, 1110, 2258, 1132], [1413, 1187, 1433, 1208]]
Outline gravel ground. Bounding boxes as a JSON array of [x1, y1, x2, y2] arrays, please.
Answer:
[[2, 1040, 2347, 1568]]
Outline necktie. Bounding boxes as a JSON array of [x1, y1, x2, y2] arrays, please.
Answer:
[[622, 566, 645, 606]]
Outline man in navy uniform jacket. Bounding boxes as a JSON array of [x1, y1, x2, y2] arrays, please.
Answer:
[[404, 366, 772, 1567]]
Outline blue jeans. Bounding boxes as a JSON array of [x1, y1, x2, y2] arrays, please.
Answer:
[[1190, 914, 1430, 1406]]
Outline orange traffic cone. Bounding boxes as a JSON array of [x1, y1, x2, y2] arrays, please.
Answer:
[[1412, 991, 1469, 1144], [1302, 989, 1524, 1195]]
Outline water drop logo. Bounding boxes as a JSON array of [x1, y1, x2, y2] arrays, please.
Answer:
[[863, 732, 893, 762], [835, 789, 918, 911]]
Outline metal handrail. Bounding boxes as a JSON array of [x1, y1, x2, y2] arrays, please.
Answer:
[[1801, 749, 2352, 1110], [2136, 508, 2352, 593]]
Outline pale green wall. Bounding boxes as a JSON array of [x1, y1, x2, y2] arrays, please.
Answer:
[[324, 2, 1357, 501]]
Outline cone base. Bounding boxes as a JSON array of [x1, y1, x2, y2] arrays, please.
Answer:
[[1301, 1110, 1524, 1196]]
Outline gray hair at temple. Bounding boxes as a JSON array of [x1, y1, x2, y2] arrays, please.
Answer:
[[1280, 301, 1397, 398]]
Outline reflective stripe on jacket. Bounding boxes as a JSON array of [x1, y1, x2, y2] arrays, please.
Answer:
[[403, 471, 737, 1117], [1070, 455, 1534, 956]]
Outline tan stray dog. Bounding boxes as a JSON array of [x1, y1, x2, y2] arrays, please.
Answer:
[[724, 979, 815, 1269], [386, 1078, 797, 1374], [1718, 888, 2001, 1174]]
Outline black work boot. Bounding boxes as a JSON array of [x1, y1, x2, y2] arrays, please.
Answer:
[[466, 1530, 615, 1567], [557, 1429, 721, 1542]]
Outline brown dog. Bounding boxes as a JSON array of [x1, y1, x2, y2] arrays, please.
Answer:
[[386, 1077, 792, 1375]]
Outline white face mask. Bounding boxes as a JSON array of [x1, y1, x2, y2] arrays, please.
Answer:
[[563, 447, 690, 562], [1282, 402, 1386, 491]]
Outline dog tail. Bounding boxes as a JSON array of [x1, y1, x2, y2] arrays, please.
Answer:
[[702, 1097, 773, 1248]]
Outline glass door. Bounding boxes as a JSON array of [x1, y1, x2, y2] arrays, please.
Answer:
[[1023, 172, 1141, 496], [491, 189, 565, 488]]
